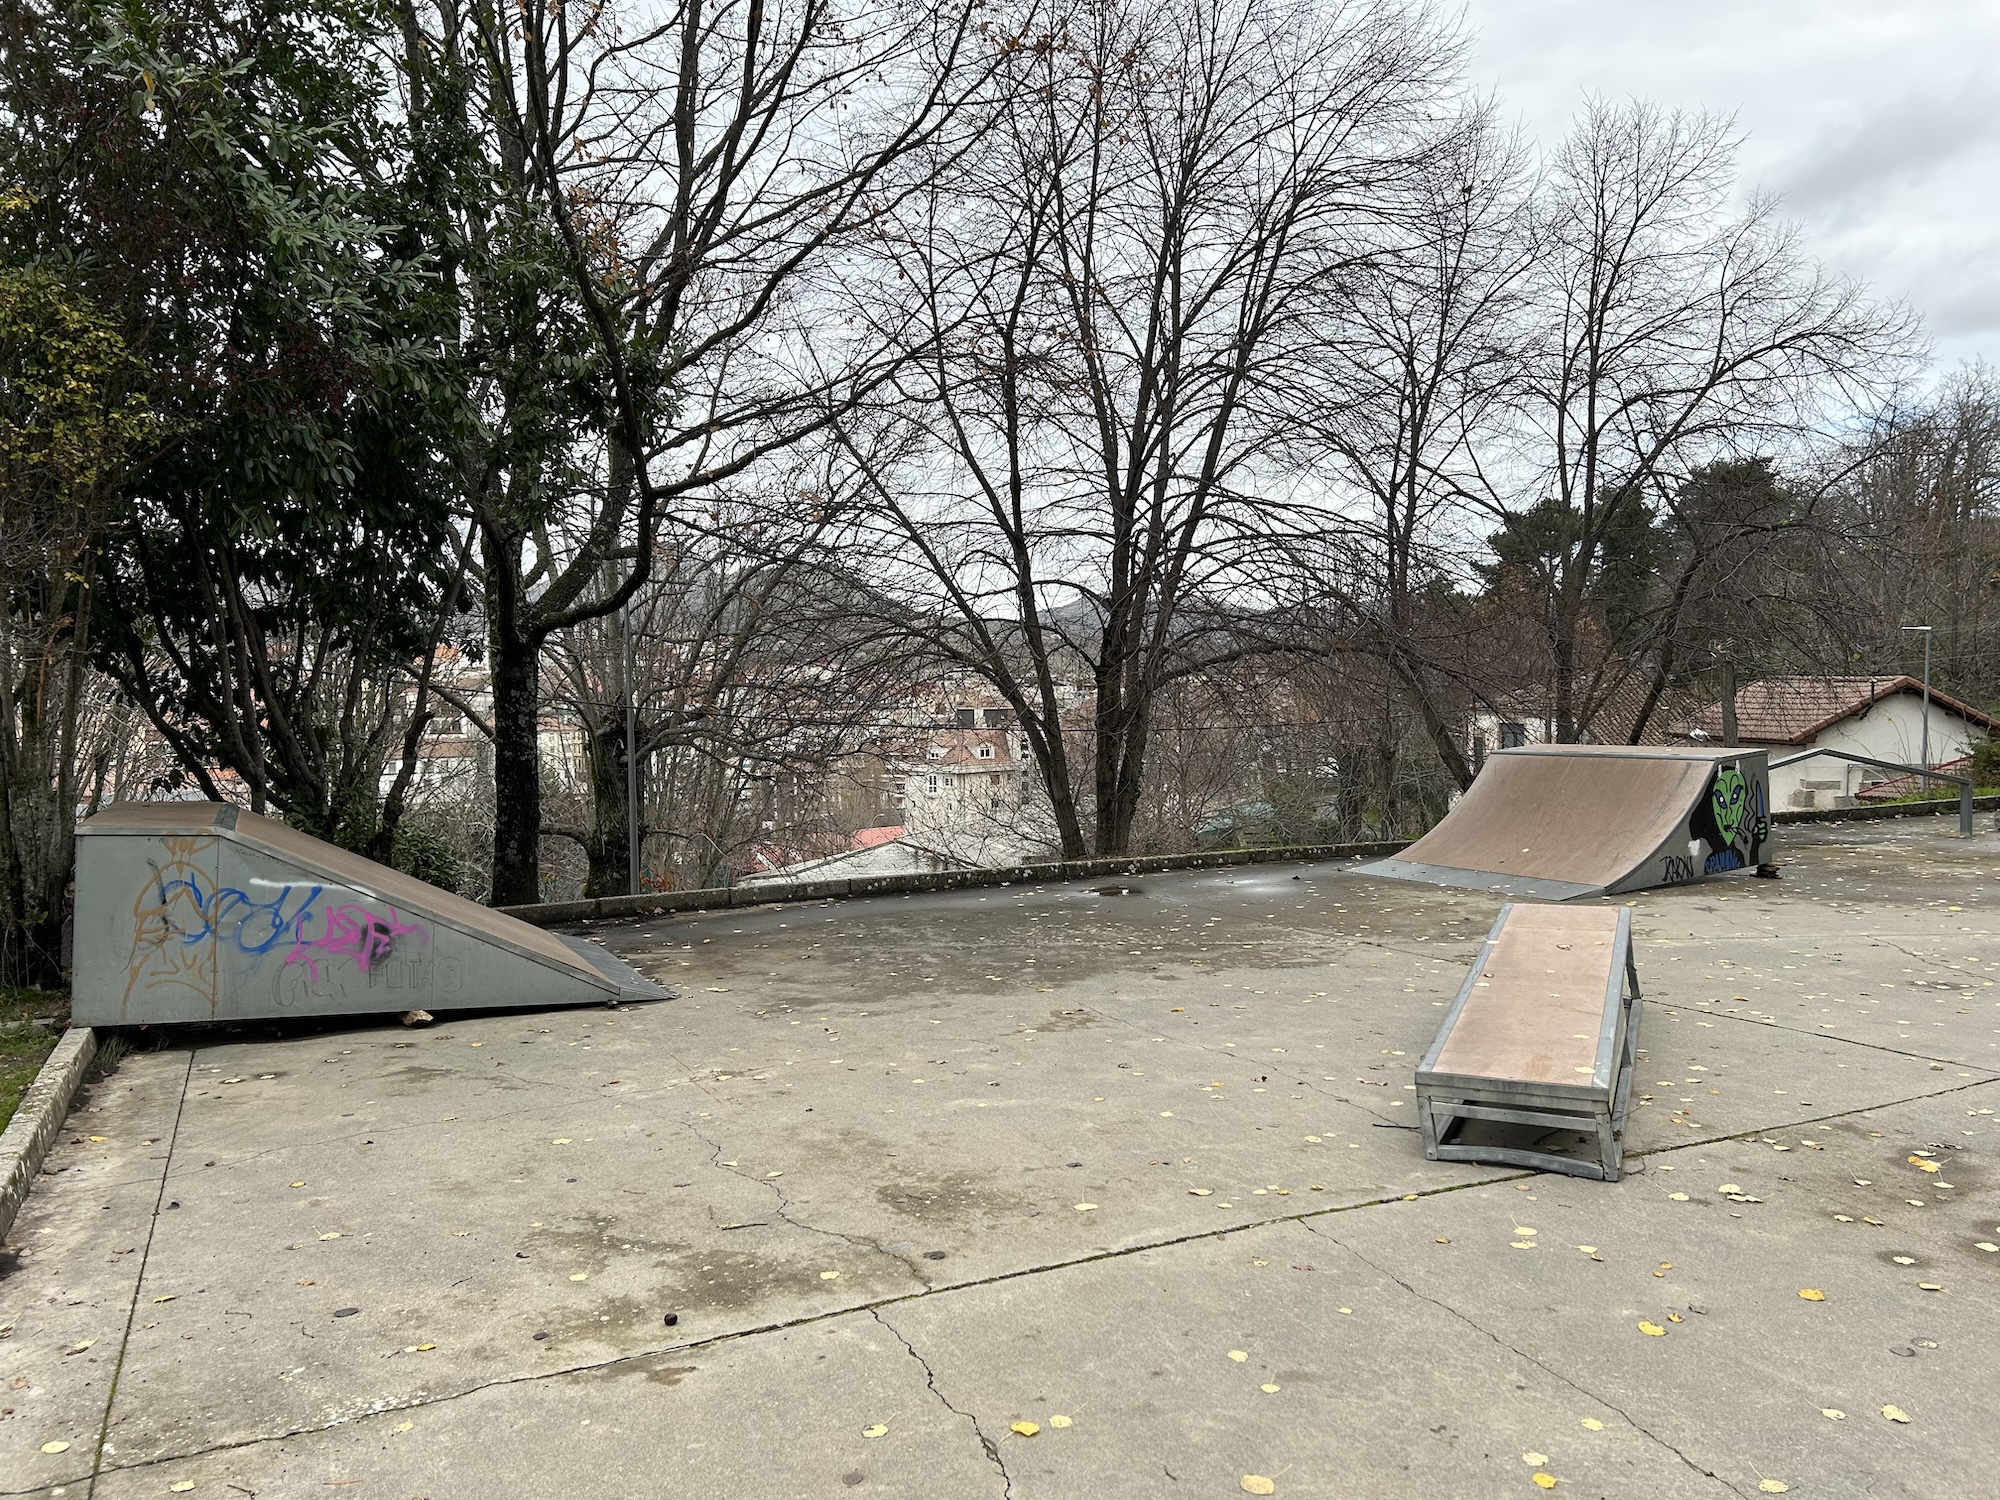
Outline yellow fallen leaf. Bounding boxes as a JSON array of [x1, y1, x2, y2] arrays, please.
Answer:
[[1511, 1241, 1536, 1250], [88, 1135, 107, 1142], [1533, 1475, 1557, 1490], [1909, 1158, 1940, 1174], [862, 1423, 888, 1438], [1758, 1482, 1789, 1494], [291, 1182, 305, 1187], [568, 1273, 588, 1282], [392, 1420, 414, 1434], [1010, 1421, 1040, 1437], [1074, 1203, 1098, 1212], [1514, 1226, 1537, 1236], [318, 1232, 341, 1241], [1241, 1478, 1276, 1496], [1189, 1188, 1213, 1196], [1523, 1451, 1549, 1464], [820, 1270, 842, 1280], [1820, 1409, 1844, 1420], [41, 1441, 70, 1454], [1917, 1282, 1942, 1291], [152, 1295, 176, 1304], [171, 1483, 196, 1492], [1798, 1289, 1825, 1301], [1638, 1321, 1666, 1336], [1049, 1415, 1073, 1428], [1667, 1313, 1683, 1323], [1575, 1245, 1597, 1254], [1580, 1418, 1605, 1431], [1261, 1383, 1281, 1393], [1668, 1191, 1689, 1201], [1717, 1183, 1742, 1194], [553, 1138, 572, 1145], [1881, 1405, 1911, 1423], [1228, 1349, 1249, 1362]]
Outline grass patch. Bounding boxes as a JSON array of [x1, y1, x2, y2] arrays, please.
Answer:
[[0, 985, 70, 1133]]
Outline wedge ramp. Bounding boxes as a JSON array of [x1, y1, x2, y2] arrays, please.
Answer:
[[73, 802, 665, 1025], [1357, 745, 1773, 900]]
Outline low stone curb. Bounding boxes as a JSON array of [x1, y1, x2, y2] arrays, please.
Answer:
[[0, 1026, 97, 1244], [1773, 793, 2000, 825], [498, 839, 1416, 928]]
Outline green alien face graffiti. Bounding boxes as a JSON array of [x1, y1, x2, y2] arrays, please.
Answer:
[[1711, 766, 1749, 848]]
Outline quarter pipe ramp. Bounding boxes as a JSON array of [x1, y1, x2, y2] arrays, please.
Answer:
[[73, 802, 666, 1025], [1357, 746, 1773, 900]]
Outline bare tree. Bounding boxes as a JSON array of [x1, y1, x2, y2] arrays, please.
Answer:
[[442, 0, 990, 901], [844, 0, 1461, 856], [1493, 100, 1916, 743], [1286, 100, 1532, 789]]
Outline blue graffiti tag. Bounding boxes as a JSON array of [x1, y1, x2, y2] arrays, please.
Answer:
[[147, 869, 322, 957]]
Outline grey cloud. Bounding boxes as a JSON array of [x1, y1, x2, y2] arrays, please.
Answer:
[[1776, 78, 1998, 220]]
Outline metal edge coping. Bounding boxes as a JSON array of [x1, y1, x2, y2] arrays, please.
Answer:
[[0, 1027, 97, 1244], [1590, 912, 1632, 1089]]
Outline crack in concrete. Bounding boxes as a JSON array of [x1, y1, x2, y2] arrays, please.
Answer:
[[681, 1116, 928, 1285], [1301, 1219, 1750, 1498], [869, 1307, 1012, 1498], [60, 1063, 1996, 1491]]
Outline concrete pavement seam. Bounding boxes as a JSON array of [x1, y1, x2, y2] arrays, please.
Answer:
[[85, 1048, 195, 1500], [1301, 1220, 1750, 1498], [869, 1307, 1013, 1498], [72, 1071, 1995, 1487]]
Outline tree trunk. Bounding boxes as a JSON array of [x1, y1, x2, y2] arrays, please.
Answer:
[[581, 720, 632, 898], [488, 618, 543, 906]]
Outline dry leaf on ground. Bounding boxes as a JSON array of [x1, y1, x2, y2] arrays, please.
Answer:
[[1240, 1478, 1276, 1496]]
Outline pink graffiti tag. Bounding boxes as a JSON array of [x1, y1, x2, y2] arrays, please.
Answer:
[[282, 904, 428, 983]]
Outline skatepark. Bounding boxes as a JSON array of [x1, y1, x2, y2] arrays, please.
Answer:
[[5, 793, 1995, 1497]]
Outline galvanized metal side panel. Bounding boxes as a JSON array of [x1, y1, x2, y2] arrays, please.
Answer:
[[73, 822, 227, 1024], [1606, 749, 1774, 895]]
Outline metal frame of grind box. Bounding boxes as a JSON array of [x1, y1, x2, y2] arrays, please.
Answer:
[[1415, 905, 1642, 1182]]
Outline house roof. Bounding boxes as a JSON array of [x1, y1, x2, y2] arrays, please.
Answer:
[[1667, 676, 1998, 746]]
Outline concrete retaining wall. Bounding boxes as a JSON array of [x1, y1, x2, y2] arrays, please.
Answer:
[[493, 793, 1997, 930], [496, 839, 1415, 928]]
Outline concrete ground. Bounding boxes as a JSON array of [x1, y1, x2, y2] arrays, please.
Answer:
[[3, 817, 1997, 1499]]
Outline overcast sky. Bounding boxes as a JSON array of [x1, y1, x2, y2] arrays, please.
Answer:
[[1459, 0, 2000, 375]]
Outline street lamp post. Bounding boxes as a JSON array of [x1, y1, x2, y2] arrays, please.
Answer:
[[1901, 624, 1933, 796]]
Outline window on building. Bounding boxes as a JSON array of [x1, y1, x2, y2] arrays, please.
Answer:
[[977, 744, 994, 759], [925, 774, 940, 793], [983, 708, 1010, 727], [954, 708, 975, 727], [1499, 721, 1526, 749]]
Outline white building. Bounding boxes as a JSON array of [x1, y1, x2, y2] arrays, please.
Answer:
[[1661, 676, 1994, 810]]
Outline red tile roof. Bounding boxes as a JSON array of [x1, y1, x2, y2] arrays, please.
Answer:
[[1667, 676, 1997, 746]]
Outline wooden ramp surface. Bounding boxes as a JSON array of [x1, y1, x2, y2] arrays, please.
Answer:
[[1431, 905, 1622, 1088]]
